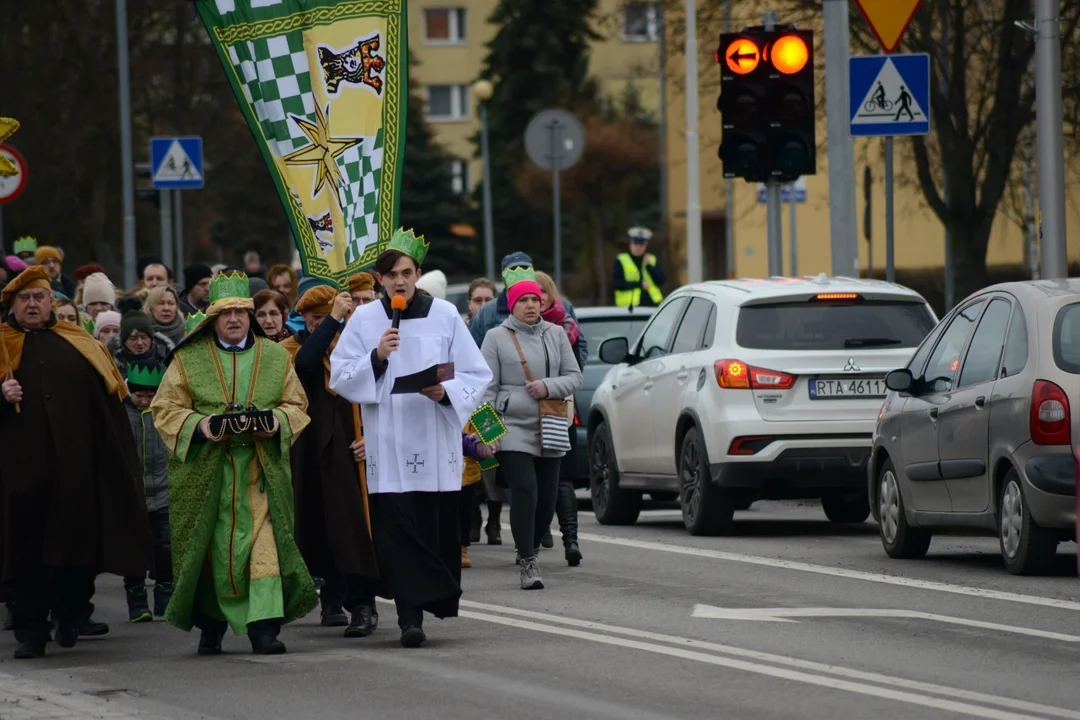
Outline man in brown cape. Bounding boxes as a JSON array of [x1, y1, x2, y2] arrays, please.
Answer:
[[0, 266, 152, 659], [281, 284, 381, 638]]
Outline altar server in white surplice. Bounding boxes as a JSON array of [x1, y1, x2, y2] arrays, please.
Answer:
[[329, 228, 491, 649]]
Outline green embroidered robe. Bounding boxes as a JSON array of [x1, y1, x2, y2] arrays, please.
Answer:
[[151, 334, 316, 634]]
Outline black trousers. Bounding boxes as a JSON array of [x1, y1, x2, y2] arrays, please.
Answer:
[[11, 567, 95, 642], [123, 508, 172, 589], [497, 451, 561, 558], [320, 572, 377, 612], [457, 484, 476, 547]]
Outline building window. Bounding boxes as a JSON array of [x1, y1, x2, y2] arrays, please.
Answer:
[[426, 84, 470, 121], [449, 159, 469, 194], [622, 3, 659, 42], [423, 8, 467, 44]]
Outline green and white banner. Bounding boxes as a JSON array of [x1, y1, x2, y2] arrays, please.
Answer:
[[195, 0, 408, 280]]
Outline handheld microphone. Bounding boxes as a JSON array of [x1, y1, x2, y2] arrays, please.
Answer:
[[390, 295, 407, 330]]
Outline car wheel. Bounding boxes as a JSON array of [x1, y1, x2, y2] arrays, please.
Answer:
[[999, 469, 1057, 575], [589, 421, 641, 526], [649, 492, 678, 502], [679, 427, 735, 536], [878, 459, 931, 559], [822, 492, 871, 523]]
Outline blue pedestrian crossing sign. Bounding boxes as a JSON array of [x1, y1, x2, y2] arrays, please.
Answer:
[[150, 136, 204, 189], [849, 54, 930, 137]]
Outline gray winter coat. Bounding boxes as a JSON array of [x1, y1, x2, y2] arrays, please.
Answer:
[[125, 401, 169, 512], [481, 315, 583, 458]]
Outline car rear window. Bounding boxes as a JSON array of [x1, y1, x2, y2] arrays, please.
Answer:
[[581, 317, 652, 363], [736, 300, 935, 350], [1052, 303, 1080, 373]]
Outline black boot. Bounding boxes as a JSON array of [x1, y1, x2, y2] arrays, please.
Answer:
[[556, 478, 582, 566], [248, 619, 286, 655], [13, 628, 47, 659], [198, 627, 224, 656], [126, 585, 153, 623], [3, 603, 13, 631], [397, 608, 425, 648], [470, 501, 482, 544], [485, 502, 503, 545], [152, 583, 173, 617], [320, 576, 348, 627], [54, 620, 78, 648], [344, 603, 378, 638], [74, 604, 109, 637]]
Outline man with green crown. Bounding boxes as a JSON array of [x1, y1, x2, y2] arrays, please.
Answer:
[[151, 271, 316, 656], [12, 236, 37, 263], [329, 228, 492, 648]]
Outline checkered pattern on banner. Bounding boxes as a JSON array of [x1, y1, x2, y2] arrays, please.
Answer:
[[336, 128, 384, 264], [226, 33, 315, 159]]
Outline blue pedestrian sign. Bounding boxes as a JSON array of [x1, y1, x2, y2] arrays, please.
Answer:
[[757, 176, 807, 204], [150, 136, 204, 189], [849, 54, 930, 137]]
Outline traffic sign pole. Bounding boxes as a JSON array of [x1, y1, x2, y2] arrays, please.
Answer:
[[824, 0, 858, 277], [174, 191, 184, 272], [884, 137, 895, 283], [1035, 0, 1067, 279], [550, 122, 563, 289], [116, 0, 137, 289], [723, 0, 735, 278], [762, 12, 783, 277], [788, 183, 797, 276], [159, 189, 173, 272], [684, 0, 703, 285]]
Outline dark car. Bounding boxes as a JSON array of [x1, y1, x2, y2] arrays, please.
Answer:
[[561, 306, 656, 487]]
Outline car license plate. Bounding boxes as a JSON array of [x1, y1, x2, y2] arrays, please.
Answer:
[[808, 377, 886, 399]]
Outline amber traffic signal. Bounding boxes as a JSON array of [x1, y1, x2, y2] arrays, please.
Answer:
[[717, 27, 816, 183]]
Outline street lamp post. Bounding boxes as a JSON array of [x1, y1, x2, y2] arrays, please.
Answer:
[[472, 80, 496, 282]]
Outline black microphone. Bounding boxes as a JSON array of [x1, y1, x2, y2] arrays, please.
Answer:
[[390, 295, 406, 330]]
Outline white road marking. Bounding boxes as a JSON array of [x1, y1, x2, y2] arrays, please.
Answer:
[[691, 605, 1080, 642], [460, 600, 1080, 720], [579, 532, 1080, 612], [456, 605, 1051, 720]]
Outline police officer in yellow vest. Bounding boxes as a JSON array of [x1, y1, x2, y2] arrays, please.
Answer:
[[613, 227, 666, 307]]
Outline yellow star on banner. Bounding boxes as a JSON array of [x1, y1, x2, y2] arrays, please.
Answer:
[[0, 117, 20, 177], [282, 103, 361, 209]]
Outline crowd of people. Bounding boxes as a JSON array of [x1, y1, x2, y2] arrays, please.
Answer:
[[0, 231, 586, 660]]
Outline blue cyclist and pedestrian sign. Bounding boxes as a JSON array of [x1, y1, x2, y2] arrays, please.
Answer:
[[848, 54, 930, 137], [150, 136, 204, 190]]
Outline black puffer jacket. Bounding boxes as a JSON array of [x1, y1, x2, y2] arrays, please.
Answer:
[[107, 332, 175, 376]]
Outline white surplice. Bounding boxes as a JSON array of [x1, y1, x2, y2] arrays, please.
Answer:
[[329, 295, 492, 494]]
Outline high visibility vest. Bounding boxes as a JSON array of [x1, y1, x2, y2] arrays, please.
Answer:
[[614, 253, 664, 307]]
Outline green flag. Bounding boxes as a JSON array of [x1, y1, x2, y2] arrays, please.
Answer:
[[194, 0, 408, 282]]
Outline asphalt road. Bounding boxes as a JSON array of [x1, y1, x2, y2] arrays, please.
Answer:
[[2, 500, 1078, 720]]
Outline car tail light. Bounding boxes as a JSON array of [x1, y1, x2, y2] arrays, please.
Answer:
[[1030, 380, 1071, 446], [728, 436, 773, 455], [815, 293, 859, 300], [714, 359, 796, 390], [573, 406, 580, 426]]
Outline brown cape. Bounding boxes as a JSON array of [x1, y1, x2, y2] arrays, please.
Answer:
[[0, 323, 153, 583], [282, 326, 380, 582]]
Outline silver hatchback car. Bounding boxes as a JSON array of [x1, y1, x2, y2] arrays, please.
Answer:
[[869, 280, 1078, 575]]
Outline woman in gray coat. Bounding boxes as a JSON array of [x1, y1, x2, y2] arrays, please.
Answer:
[[480, 275, 582, 590]]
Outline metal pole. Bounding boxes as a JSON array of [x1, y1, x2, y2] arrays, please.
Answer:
[[766, 182, 783, 276], [1036, 0, 1067, 279], [160, 189, 173, 273], [116, 0, 137, 289], [1024, 124, 1039, 279], [941, 0, 954, 308], [788, 184, 797, 276], [884, 137, 895, 283], [551, 122, 563, 289], [479, 102, 495, 281], [723, 0, 735, 278], [173, 190, 184, 272], [823, 0, 858, 277], [657, 2, 669, 240], [684, 0, 703, 284]]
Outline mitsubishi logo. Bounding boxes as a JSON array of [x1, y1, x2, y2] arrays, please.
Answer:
[[844, 357, 861, 372]]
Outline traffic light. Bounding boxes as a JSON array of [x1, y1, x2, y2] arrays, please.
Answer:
[[717, 26, 816, 183]]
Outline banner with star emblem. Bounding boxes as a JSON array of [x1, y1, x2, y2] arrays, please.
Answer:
[[195, 0, 406, 281]]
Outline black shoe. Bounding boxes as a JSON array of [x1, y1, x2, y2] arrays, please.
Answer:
[[55, 622, 78, 648], [344, 603, 378, 638], [78, 618, 110, 637], [565, 542, 583, 567], [14, 639, 46, 659], [485, 521, 502, 546], [126, 586, 153, 623], [198, 628, 224, 655], [321, 607, 348, 627], [153, 583, 173, 617], [248, 620, 286, 655], [541, 529, 554, 549], [400, 625, 426, 648], [3, 604, 13, 631]]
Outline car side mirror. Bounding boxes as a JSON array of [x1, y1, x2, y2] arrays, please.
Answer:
[[599, 337, 631, 365], [885, 369, 914, 393]]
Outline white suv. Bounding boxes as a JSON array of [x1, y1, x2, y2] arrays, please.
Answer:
[[588, 275, 937, 535]]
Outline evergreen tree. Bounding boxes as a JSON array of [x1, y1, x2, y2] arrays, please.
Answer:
[[398, 55, 475, 277], [476, 0, 601, 273]]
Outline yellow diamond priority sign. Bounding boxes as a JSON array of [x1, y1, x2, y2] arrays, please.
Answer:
[[854, 0, 922, 53]]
